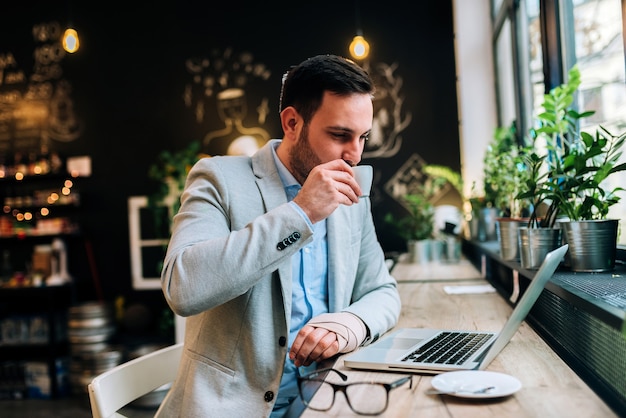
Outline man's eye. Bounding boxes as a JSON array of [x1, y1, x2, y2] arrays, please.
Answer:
[[330, 132, 369, 142]]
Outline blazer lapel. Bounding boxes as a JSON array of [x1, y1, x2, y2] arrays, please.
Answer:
[[251, 141, 294, 319], [252, 141, 287, 211]]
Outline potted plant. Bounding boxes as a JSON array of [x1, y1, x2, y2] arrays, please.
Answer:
[[548, 125, 626, 271], [384, 165, 458, 263], [388, 194, 436, 242], [474, 123, 531, 249], [512, 65, 580, 268], [467, 183, 488, 240], [519, 64, 626, 271], [385, 193, 435, 264], [483, 122, 530, 219], [481, 122, 532, 259], [549, 127, 626, 223], [515, 65, 590, 268], [515, 149, 563, 268]]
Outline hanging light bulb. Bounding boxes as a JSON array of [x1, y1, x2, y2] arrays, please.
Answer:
[[349, 35, 370, 60], [349, 0, 369, 61], [62, 28, 80, 53]]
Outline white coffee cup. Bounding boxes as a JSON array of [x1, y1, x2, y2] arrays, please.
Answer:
[[353, 165, 373, 197]]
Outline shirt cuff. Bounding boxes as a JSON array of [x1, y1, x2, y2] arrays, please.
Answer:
[[288, 201, 313, 229]]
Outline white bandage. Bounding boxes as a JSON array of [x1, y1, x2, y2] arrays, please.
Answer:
[[307, 312, 367, 353]]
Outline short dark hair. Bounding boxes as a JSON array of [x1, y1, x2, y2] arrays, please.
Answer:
[[279, 54, 375, 123]]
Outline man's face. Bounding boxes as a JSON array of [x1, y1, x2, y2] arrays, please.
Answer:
[[289, 91, 373, 184]]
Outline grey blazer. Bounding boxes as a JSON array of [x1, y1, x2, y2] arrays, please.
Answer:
[[156, 140, 401, 417]]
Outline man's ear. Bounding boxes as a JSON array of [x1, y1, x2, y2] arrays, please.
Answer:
[[280, 107, 299, 134]]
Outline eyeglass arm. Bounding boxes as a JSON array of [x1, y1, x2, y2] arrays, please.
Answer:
[[301, 367, 349, 382], [385, 375, 413, 390]]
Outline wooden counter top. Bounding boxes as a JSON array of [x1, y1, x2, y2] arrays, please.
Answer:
[[295, 259, 617, 417], [391, 255, 483, 283]]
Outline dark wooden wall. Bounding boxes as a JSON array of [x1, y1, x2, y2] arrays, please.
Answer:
[[0, 1, 460, 316]]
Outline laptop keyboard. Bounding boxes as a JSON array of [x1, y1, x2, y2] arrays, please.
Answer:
[[401, 331, 493, 365]]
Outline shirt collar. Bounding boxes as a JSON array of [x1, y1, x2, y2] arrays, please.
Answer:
[[270, 139, 299, 189]]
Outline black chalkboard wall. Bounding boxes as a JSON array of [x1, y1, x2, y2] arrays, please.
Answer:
[[0, 1, 460, 317]]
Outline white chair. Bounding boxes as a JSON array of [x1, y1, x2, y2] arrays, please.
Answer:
[[88, 342, 183, 418]]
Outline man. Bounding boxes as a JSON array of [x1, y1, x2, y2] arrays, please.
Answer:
[[156, 54, 401, 417]]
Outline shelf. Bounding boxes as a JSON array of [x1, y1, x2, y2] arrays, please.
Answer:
[[0, 284, 74, 399], [0, 283, 74, 302], [0, 172, 82, 240], [0, 342, 70, 359], [0, 230, 80, 241], [1, 200, 80, 212], [0, 172, 80, 184], [0, 156, 86, 399]]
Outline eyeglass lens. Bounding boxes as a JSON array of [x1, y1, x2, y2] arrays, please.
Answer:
[[302, 380, 389, 415]]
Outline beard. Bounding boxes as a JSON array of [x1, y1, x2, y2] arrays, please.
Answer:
[[289, 123, 322, 185]]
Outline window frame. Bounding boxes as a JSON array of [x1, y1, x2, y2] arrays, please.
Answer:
[[491, 0, 626, 255]]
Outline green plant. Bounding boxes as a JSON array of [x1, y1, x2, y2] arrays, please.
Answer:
[[385, 194, 435, 241], [516, 151, 550, 228], [482, 122, 530, 218], [148, 140, 203, 214], [385, 165, 461, 241], [522, 64, 626, 224], [422, 163, 474, 230], [523, 64, 588, 227], [146, 140, 204, 241], [467, 181, 487, 213], [549, 127, 626, 220], [421, 164, 463, 198]]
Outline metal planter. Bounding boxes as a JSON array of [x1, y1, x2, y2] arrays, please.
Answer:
[[496, 218, 527, 261], [518, 227, 563, 269], [560, 219, 619, 272]]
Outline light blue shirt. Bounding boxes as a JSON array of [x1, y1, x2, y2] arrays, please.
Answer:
[[269, 140, 329, 417]]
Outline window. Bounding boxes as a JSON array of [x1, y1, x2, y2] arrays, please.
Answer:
[[493, 0, 626, 245], [525, 0, 546, 121], [495, 18, 518, 128], [565, 0, 626, 243], [127, 196, 169, 289]]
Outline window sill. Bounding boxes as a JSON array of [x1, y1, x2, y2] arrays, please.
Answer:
[[463, 240, 626, 331]]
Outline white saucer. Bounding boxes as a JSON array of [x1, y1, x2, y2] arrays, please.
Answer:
[[430, 370, 522, 399]]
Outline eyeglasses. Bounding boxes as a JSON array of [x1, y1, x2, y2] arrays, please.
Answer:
[[296, 368, 413, 416]]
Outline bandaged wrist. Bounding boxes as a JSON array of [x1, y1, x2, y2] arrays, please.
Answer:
[[306, 312, 367, 353]]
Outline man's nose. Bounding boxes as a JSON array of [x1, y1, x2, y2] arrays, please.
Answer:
[[342, 139, 363, 166]]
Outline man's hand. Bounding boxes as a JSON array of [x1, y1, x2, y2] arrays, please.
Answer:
[[289, 325, 340, 367], [292, 159, 361, 224]]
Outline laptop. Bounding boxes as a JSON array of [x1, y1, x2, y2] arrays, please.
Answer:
[[343, 244, 568, 374]]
